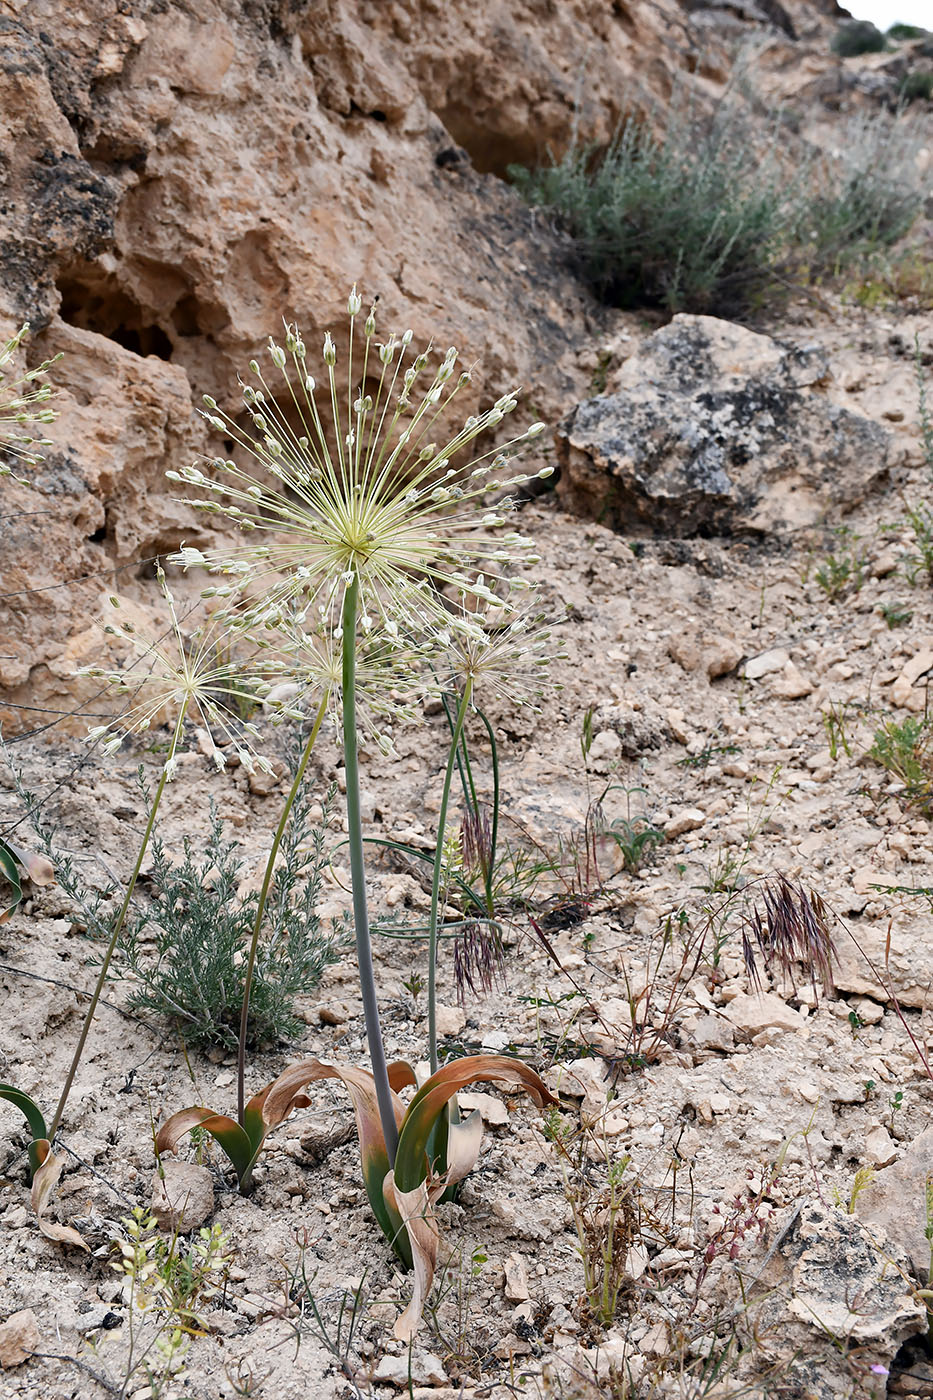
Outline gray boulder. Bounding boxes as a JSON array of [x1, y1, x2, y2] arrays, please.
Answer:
[[556, 315, 890, 536]]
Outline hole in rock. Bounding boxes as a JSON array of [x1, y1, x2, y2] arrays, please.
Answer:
[[58, 263, 174, 361]]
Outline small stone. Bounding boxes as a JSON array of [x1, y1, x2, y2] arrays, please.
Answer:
[[772, 662, 813, 699], [0, 1310, 39, 1368], [851, 996, 884, 1026], [151, 1161, 214, 1232], [891, 675, 917, 708], [690, 1013, 735, 1051], [247, 760, 286, 796], [318, 1002, 350, 1026], [664, 806, 705, 838], [458, 1091, 508, 1127], [724, 991, 805, 1037], [864, 1125, 898, 1168], [666, 708, 689, 744], [373, 1350, 449, 1387], [901, 650, 933, 688], [709, 1092, 731, 1114], [705, 637, 743, 679], [797, 1081, 821, 1104], [587, 729, 621, 772], [639, 1321, 670, 1355], [872, 550, 899, 577], [504, 1252, 530, 1301], [435, 1004, 466, 1037], [744, 648, 790, 680]]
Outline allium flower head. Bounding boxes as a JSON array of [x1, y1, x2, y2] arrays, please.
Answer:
[[167, 289, 552, 636], [255, 611, 434, 754], [0, 323, 60, 484], [78, 568, 271, 778], [437, 595, 560, 711]]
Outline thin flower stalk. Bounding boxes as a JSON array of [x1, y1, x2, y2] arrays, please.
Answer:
[[236, 688, 330, 1124], [342, 574, 398, 1164], [53, 578, 268, 1138], [428, 679, 474, 1075]]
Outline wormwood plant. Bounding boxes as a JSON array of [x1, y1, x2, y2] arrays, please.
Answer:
[[512, 95, 927, 316], [120, 787, 347, 1050], [511, 94, 795, 316]]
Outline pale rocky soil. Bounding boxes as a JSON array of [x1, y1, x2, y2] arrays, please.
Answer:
[[3, 295, 933, 1399]]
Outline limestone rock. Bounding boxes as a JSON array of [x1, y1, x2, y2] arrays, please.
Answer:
[[458, 1091, 508, 1127], [863, 1125, 898, 1169], [744, 647, 791, 679], [434, 1004, 467, 1037], [374, 1350, 449, 1387], [832, 920, 933, 1008], [664, 806, 706, 837], [724, 991, 807, 1037], [668, 629, 742, 679], [504, 1252, 531, 1302], [556, 316, 890, 537], [784, 1201, 924, 1344], [857, 1127, 933, 1275], [753, 1200, 926, 1397], [0, 1310, 39, 1368], [151, 1161, 215, 1233]]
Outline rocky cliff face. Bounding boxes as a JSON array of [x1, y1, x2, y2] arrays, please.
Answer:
[[1, 0, 849, 729]]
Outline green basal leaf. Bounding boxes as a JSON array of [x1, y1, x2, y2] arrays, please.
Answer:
[[0, 1084, 49, 1176], [394, 1054, 556, 1193], [156, 1107, 257, 1186], [0, 842, 23, 923]]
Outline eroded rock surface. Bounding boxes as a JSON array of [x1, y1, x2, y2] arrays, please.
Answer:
[[556, 315, 892, 536]]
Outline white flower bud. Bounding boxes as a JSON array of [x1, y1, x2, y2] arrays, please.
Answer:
[[249, 360, 260, 375], [537, 464, 555, 478], [203, 395, 217, 409], [365, 306, 376, 337], [347, 286, 362, 316], [526, 421, 546, 438], [269, 340, 287, 369], [323, 332, 336, 366], [401, 330, 413, 347]]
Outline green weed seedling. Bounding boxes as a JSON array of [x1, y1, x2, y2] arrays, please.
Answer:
[[901, 502, 933, 585], [870, 715, 933, 811], [815, 526, 868, 601], [879, 601, 914, 628]]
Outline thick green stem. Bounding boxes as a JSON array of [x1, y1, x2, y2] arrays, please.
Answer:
[[428, 681, 473, 1075], [48, 712, 186, 1143], [236, 691, 329, 1124], [342, 577, 399, 1165]]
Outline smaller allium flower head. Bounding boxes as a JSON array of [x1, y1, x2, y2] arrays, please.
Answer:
[[78, 567, 271, 778], [0, 323, 61, 484], [256, 610, 433, 755], [436, 589, 560, 711], [167, 289, 553, 635]]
